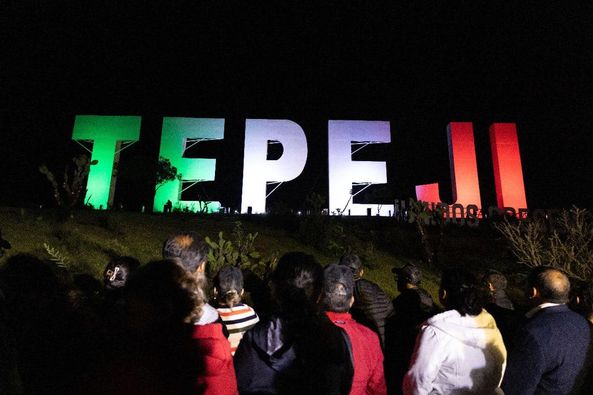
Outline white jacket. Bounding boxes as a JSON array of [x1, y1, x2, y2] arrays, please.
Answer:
[[403, 309, 506, 395]]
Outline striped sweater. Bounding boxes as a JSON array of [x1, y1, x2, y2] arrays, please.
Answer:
[[217, 303, 259, 355]]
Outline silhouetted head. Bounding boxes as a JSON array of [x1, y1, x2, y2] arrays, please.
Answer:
[[569, 280, 593, 323], [338, 254, 363, 280], [162, 232, 209, 274], [213, 265, 244, 308], [439, 267, 487, 316], [393, 263, 422, 292], [321, 264, 354, 313], [527, 266, 570, 305], [271, 252, 323, 312], [103, 256, 140, 289], [0, 254, 61, 308], [125, 259, 203, 334]]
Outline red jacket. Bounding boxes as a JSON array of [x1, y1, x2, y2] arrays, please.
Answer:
[[326, 311, 387, 395], [192, 323, 238, 395]]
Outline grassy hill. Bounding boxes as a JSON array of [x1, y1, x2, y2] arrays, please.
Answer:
[[0, 206, 521, 302]]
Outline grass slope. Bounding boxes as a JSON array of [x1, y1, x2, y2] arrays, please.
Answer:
[[1, 207, 520, 303]]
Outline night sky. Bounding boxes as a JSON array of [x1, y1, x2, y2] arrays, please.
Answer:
[[2, 2, 592, 211]]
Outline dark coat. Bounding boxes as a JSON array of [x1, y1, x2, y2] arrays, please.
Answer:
[[350, 279, 394, 346], [384, 288, 438, 395], [501, 304, 592, 395], [234, 313, 354, 395]]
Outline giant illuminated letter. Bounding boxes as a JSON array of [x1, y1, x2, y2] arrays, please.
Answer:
[[241, 119, 308, 214], [72, 115, 141, 210], [490, 123, 527, 210], [328, 120, 393, 216], [154, 117, 224, 213], [416, 122, 482, 209]]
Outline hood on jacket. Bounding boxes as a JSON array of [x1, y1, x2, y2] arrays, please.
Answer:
[[426, 309, 506, 352], [248, 316, 296, 373]]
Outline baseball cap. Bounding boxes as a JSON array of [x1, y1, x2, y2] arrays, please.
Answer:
[[392, 263, 422, 285]]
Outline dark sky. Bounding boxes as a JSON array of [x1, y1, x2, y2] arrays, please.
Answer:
[[2, 2, 592, 210]]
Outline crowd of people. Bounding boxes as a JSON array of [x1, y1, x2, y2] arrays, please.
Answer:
[[1, 230, 593, 394]]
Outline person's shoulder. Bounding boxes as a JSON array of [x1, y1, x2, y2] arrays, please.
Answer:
[[526, 305, 590, 334], [357, 278, 380, 290], [356, 279, 389, 298]]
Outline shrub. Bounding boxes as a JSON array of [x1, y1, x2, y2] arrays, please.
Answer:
[[495, 207, 593, 280]]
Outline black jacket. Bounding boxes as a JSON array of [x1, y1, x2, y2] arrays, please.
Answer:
[[350, 278, 394, 346], [502, 304, 592, 394], [234, 313, 354, 395]]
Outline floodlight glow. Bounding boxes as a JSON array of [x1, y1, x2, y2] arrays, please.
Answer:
[[72, 115, 141, 209], [490, 123, 527, 210], [328, 120, 393, 216], [240, 119, 308, 214], [415, 122, 482, 209], [154, 117, 224, 213]]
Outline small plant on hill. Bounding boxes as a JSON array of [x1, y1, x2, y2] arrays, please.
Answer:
[[407, 198, 448, 267], [206, 221, 278, 279], [39, 154, 98, 211], [495, 207, 593, 280], [43, 242, 70, 269]]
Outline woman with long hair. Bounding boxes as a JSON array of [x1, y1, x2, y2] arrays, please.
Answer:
[[234, 252, 353, 394]]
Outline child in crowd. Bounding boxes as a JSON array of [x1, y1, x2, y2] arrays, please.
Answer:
[[213, 265, 259, 355]]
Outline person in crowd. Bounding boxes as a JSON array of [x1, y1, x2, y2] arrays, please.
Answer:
[[163, 231, 219, 324], [569, 280, 593, 324], [0, 254, 92, 395], [321, 263, 386, 395], [391, 263, 436, 315], [234, 252, 354, 394], [0, 282, 22, 394], [338, 254, 393, 346], [213, 265, 259, 355], [96, 256, 142, 361], [502, 267, 592, 394], [403, 267, 506, 394], [385, 263, 438, 395], [483, 270, 514, 310], [91, 259, 237, 394], [481, 270, 520, 345], [103, 255, 140, 291]]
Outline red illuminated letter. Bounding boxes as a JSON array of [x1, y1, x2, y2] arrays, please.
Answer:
[[490, 123, 527, 210], [416, 122, 482, 209]]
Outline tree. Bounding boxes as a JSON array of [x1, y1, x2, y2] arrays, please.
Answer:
[[407, 198, 448, 267], [155, 156, 182, 192], [495, 207, 593, 280]]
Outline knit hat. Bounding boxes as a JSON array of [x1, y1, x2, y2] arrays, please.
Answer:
[[392, 263, 422, 285], [323, 264, 354, 298]]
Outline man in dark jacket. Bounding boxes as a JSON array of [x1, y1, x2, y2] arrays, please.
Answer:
[[502, 266, 592, 394], [385, 264, 437, 395], [339, 254, 393, 347]]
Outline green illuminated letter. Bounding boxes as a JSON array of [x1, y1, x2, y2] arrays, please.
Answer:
[[154, 117, 224, 213], [72, 115, 141, 210]]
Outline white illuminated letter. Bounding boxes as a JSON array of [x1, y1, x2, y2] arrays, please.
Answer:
[[241, 119, 308, 214], [328, 120, 394, 216]]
